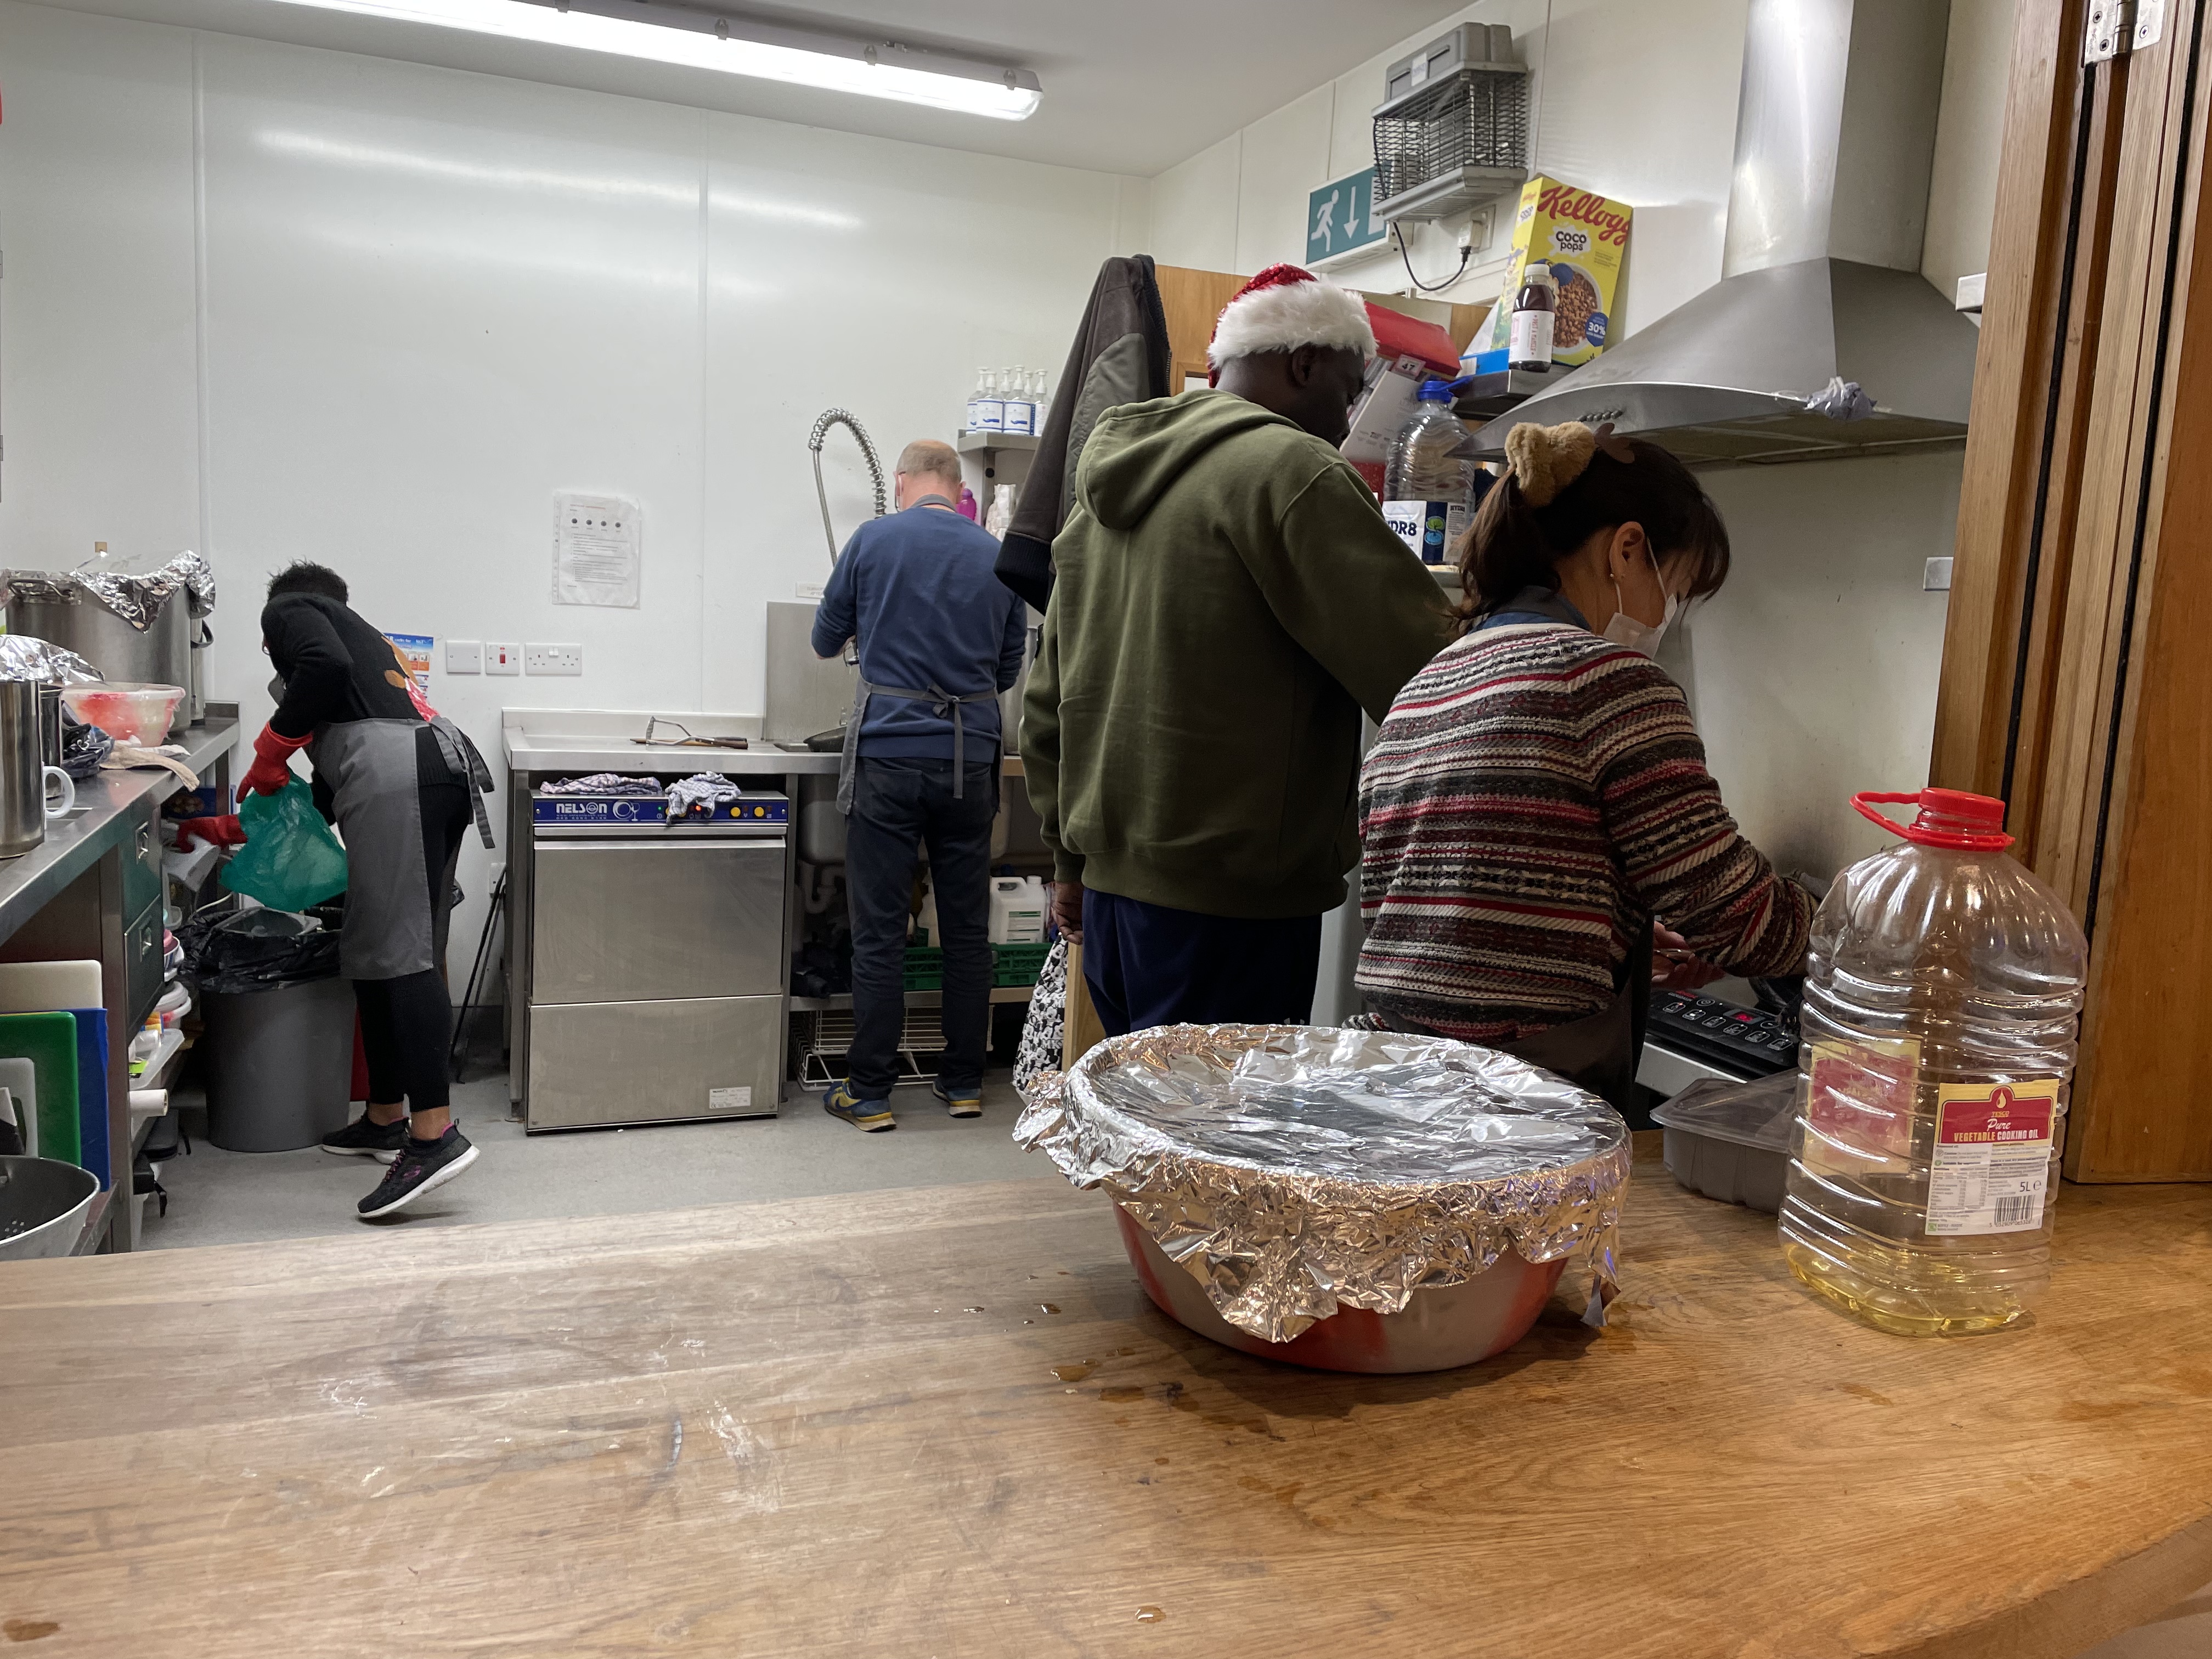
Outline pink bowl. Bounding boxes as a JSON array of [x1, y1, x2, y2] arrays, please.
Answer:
[[1112, 1203, 1566, 1374], [61, 681, 185, 745]]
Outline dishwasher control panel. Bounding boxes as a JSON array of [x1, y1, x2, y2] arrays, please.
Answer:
[[532, 787, 788, 833]]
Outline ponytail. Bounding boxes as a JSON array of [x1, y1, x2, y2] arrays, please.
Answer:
[[1454, 422, 1731, 621]]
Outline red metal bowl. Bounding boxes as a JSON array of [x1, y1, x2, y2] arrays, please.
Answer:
[[1112, 1202, 1566, 1374]]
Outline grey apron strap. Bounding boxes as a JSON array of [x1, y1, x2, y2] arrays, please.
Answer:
[[836, 676, 872, 816], [837, 678, 997, 814], [427, 716, 498, 849]]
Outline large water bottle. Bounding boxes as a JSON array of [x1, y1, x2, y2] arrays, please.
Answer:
[[1779, 788, 2089, 1336], [1382, 379, 1481, 565]]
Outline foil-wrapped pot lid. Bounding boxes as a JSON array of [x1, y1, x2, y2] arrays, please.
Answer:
[[0, 635, 101, 684], [1016, 1025, 1630, 1345], [7, 549, 216, 628]]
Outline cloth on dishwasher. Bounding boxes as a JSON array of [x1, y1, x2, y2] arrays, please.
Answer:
[[666, 772, 741, 820], [538, 772, 659, 795]]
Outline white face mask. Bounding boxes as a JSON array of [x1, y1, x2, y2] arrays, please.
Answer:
[[1601, 550, 1680, 658]]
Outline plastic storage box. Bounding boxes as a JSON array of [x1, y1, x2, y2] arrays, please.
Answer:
[[1651, 1072, 1799, 1213]]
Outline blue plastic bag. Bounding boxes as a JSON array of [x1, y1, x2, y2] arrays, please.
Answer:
[[220, 777, 348, 911]]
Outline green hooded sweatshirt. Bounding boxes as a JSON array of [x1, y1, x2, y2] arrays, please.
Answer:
[[1022, 388, 1457, 918]]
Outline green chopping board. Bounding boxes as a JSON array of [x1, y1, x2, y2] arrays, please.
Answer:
[[0, 1012, 80, 1169]]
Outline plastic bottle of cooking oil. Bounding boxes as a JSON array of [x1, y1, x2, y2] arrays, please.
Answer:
[[1779, 788, 2089, 1336]]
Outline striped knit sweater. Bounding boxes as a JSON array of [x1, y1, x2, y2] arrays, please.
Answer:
[[1356, 619, 1813, 1043]]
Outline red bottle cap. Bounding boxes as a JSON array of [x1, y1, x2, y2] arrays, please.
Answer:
[[1852, 788, 2014, 851]]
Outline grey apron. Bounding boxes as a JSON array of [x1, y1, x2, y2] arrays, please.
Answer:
[[307, 714, 495, 980]]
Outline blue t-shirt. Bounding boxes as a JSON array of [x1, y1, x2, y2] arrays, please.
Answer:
[[811, 501, 1028, 760]]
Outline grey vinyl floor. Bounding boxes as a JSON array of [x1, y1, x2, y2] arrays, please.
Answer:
[[140, 1070, 1053, 1249]]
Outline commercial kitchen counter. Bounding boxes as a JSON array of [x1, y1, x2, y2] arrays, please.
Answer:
[[5, 1136, 2207, 1656], [0, 708, 239, 1252]]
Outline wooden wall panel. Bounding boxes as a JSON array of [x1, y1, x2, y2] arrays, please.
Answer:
[[1932, 0, 2090, 809], [2066, 7, 2212, 1181], [1153, 265, 1248, 394], [2034, 31, 2200, 915], [1936, 0, 2212, 1178]]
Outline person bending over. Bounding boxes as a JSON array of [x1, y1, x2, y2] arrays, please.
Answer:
[[187, 561, 493, 1216]]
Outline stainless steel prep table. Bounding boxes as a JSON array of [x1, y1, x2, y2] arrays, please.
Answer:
[[500, 709, 1030, 1122], [0, 707, 239, 1252]]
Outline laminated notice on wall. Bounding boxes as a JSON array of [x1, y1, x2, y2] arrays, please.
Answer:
[[553, 493, 641, 608]]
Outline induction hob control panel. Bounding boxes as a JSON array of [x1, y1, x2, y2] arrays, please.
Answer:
[[1648, 991, 1799, 1081]]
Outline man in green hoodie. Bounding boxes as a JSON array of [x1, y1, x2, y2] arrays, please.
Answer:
[[1022, 263, 1457, 1036]]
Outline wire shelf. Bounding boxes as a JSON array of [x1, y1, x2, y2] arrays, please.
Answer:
[[1372, 64, 1531, 216]]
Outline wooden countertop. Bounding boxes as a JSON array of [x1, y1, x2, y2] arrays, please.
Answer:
[[3, 1140, 2209, 1657]]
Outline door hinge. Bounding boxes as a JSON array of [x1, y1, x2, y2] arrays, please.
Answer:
[[2088, 0, 2164, 61]]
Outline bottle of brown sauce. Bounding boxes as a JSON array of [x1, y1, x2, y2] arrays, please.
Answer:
[[1509, 262, 1558, 373]]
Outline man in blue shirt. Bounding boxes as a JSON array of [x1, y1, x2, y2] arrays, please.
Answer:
[[814, 439, 1027, 1130]]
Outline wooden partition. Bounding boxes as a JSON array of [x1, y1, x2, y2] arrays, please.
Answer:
[[1933, 0, 2212, 1180]]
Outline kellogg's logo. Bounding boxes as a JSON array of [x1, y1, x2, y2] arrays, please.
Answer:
[[1537, 184, 1630, 246]]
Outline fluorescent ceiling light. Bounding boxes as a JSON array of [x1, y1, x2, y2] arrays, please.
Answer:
[[257, 0, 1043, 120]]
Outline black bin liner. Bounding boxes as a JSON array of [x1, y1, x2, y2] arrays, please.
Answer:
[[179, 907, 341, 994]]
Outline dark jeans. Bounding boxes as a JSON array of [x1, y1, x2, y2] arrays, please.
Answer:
[[1081, 889, 1323, 1036], [845, 757, 996, 1099]]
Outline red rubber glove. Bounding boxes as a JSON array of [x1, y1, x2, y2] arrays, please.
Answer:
[[237, 723, 312, 803], [176, 816, 247, 850]]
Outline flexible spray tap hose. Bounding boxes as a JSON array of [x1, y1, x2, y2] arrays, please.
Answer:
[[807, 408, 888, 568]]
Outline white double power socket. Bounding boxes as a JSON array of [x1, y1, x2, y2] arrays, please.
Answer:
[[444, 640, 579, 676]]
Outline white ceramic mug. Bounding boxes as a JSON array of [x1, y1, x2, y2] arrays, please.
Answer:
[[43, 765, 74, 818]]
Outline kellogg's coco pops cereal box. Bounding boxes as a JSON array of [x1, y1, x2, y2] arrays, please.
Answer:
[[1481, 177, 1633, 368]]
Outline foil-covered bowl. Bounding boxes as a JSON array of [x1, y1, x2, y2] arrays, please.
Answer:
[[1015, 1025, 1630, 1369]]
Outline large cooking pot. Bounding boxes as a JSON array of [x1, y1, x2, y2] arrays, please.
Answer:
[[6, 552, 212, 740]]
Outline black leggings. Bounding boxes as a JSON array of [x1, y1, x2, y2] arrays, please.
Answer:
[[356, 970, 455, 1113], [354, 776, 471, 1115]]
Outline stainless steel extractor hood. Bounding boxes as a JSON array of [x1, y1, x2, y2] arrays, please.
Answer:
[[1471, 0, 1979, 466]]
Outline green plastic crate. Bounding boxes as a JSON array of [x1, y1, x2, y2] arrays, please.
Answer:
[[993, 943, 1049, 988], [903, 946, 944, 991]]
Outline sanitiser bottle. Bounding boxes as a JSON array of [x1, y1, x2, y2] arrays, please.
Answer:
[[1779, 788, 2089, 1336]]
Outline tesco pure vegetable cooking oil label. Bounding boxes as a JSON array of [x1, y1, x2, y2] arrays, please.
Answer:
[[1801, 1034, 1921, 1178], [1925, 1081, 2058, 1235]]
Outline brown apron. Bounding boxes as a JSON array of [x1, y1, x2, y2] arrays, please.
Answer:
[[1494, 924, 1653, 1116]]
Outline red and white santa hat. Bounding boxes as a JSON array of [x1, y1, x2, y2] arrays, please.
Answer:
[[1207, 263, 1376, 378]]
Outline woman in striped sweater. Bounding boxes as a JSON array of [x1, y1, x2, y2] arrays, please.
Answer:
[[1355, 420, 1812, 1113]]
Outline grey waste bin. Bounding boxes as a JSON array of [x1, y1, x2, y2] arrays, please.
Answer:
[[203, 976, 355, 1152]]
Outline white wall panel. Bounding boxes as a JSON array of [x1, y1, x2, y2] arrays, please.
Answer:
[[1684, 453, 1960, 878], [1233, 86, 1335, 275], [197, 37, 713, 967], [0, 0, 1139, 981], [1923, 0, 2016, 301], [1149, 133, 1244, 273], [0, 3, 200, 562], [698, 112, 1137, 712]]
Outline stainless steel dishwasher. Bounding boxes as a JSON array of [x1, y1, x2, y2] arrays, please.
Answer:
[[524, 790, 789, 1130]]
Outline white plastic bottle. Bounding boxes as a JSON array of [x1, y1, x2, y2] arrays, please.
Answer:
[[1002, 366, 1033, 436], [965, 369, 988, 433], [973, 369, 1005, 433], [1031, 369, 1051, 431], [988, 876, 1047, 945], [1780, 787, 2089, 1336]]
